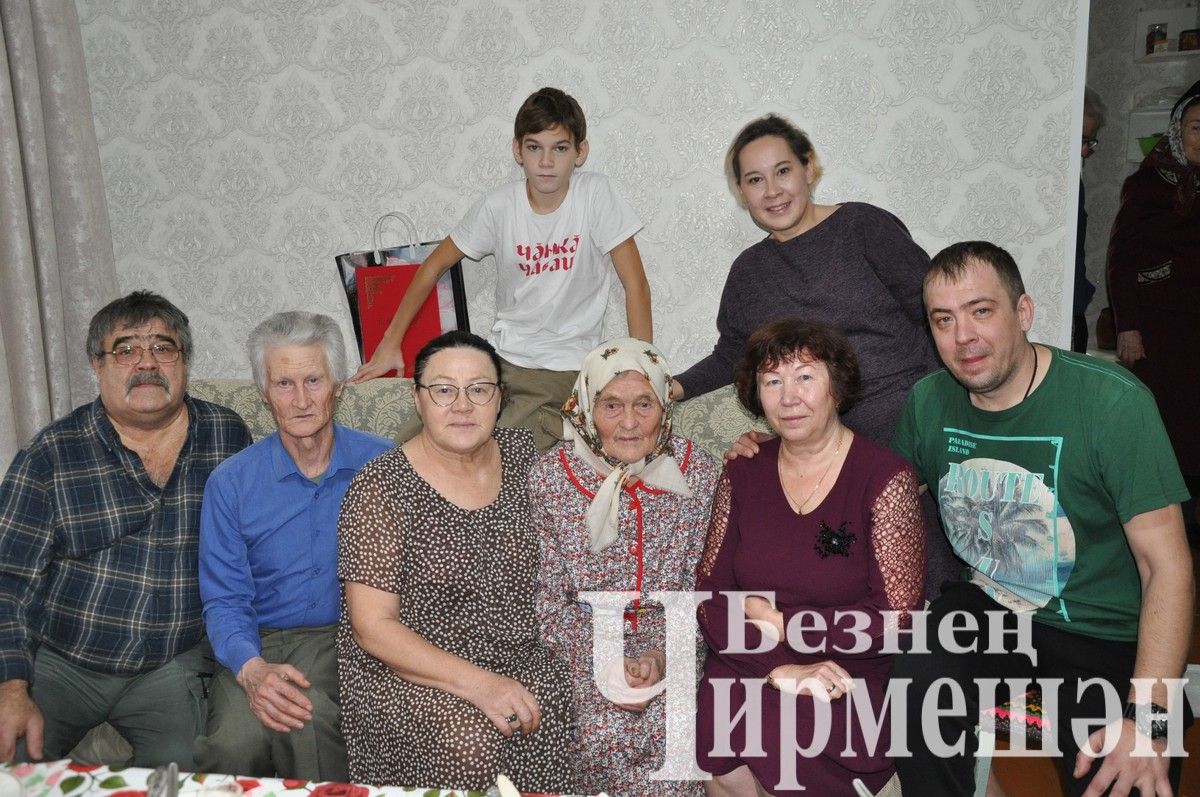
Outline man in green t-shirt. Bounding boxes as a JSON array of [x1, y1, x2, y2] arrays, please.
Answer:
[[892, 241, 1192, 797]]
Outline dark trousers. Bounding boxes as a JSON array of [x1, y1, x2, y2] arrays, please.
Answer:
[[19, 642, 211, 768], [891, 582, 1187, 797], [194, 625, 346, 781]]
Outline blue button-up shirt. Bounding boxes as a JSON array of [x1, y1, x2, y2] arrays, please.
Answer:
[[0, 396, 251, 681], [199, 423, 391, 675]]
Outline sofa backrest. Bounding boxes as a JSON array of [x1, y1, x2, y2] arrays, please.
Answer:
[[187, 378, 765, 460]]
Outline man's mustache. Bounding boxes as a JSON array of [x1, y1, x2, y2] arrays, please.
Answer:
[[125, 371, 170, 396]]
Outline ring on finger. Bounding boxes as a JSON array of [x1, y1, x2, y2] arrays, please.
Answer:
[[827, 682, 837, 693], [506, 713, 519, 724]]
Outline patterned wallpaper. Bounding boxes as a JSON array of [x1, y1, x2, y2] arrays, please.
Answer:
[[75, 0, 1084, 380], [1084, 0, 1200, 344]]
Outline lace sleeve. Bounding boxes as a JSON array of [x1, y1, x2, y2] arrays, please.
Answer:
[[869, 466, 926, 627], [697, 467, 732, 583]]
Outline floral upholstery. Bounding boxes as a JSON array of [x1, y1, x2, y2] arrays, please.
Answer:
[[187, 378, 768, 459]]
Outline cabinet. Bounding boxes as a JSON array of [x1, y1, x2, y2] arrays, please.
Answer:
[[1124, 6, 1199, 160], [1132, 5, 1200, 62]]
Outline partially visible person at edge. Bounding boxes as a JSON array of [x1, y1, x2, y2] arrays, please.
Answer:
[[349, 87, 651, 453], [337, 330, 574, 792], [531, 338, 720, 796], [0, 291, 251, 766], [1072, 87, 1105, 353], [1107, 79, 1200, 540], [892, 241, 1193, 797], [196, 312, 391, 780], [696, 319, 926, 797], [681, 113, 952, 599]]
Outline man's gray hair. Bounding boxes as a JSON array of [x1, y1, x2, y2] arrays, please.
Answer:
[[1084, 87, 1106, 128], [247, 311, 348, 392]]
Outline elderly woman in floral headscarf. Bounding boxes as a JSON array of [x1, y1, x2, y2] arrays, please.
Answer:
[[530, 338, 721, 796], [1108, 79, 1200, 516]]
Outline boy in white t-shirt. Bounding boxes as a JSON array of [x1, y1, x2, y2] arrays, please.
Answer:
[[351, 87, 652, 450]]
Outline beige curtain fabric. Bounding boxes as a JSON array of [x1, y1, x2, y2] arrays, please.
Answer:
[[0, 0, 117, 469]]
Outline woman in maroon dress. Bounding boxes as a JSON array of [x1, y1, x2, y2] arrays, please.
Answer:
[[696, 320, 925, 796]]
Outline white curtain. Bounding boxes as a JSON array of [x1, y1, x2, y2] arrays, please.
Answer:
[[0, 0, 117, 468]]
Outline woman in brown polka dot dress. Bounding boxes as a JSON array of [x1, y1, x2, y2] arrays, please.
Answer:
[[337, 331, 574, 792]]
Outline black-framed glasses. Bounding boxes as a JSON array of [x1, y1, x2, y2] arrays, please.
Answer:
[[416, 382, 500, 406], [1082, 136, 1099, 155], [98, 342, 182, 366]]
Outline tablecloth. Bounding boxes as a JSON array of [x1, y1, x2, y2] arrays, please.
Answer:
[[1, 761, 487, 797]]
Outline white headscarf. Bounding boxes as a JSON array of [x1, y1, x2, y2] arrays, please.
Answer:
[[561, 338, 693, 553]]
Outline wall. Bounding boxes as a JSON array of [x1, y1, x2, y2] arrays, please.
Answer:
[[75, 0, 1086, 380], [1084, 0, 1200, 344]]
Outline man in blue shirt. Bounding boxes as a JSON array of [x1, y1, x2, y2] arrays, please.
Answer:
[[196, 312, 390, 780]]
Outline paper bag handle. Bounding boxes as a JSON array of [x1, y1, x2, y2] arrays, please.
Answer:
[[372, 212, 420, 260]]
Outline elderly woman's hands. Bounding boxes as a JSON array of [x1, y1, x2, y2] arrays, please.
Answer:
[[466, 671, 543, 737], [614, 650, 667, 713]]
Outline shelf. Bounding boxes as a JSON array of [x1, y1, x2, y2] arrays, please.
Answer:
[[1134, 49, 1200, 64], [1132, 5, 1199, 61]]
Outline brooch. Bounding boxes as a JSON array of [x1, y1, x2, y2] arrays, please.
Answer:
[[814, 520, 856, 559]]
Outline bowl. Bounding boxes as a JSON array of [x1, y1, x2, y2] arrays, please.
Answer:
[[1139, 134, 1162, 156]]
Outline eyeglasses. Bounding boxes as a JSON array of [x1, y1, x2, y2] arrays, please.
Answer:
[[98, 342, 182, 366], [417, 382, 500, 406], [1082, 136, 1099, 155]]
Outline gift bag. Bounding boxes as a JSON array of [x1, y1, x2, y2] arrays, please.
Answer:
[[335, 212, 469, 377]]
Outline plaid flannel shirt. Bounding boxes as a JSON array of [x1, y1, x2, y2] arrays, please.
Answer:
[[0, 395, 250, 682]]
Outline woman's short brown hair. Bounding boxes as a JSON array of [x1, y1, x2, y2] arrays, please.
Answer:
[[735, 319, 862, 417]]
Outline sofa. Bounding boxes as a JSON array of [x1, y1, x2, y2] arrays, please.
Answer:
[[188, 378, 768, 457], [70, 377, 763, 766], [79, 377, 955, 768], [188, 376, 958, 593]]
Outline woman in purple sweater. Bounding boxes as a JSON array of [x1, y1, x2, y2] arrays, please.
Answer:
[[672, 114, 939, 446]]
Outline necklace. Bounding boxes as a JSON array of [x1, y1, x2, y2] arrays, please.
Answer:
[[1023, 344, 1039, 401], [780, 427, 845, 514]]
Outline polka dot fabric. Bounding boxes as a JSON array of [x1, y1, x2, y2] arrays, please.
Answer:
[[337, 427, 575, 792]]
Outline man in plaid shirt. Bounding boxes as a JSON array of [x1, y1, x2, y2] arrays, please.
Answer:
[[0, 292, 251, 767]]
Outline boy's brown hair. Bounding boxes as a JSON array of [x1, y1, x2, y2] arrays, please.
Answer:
[[514, 87, 586, 146]]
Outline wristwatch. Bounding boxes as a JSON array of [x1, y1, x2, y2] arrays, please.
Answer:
[[1123, 702, 1170, 740]]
